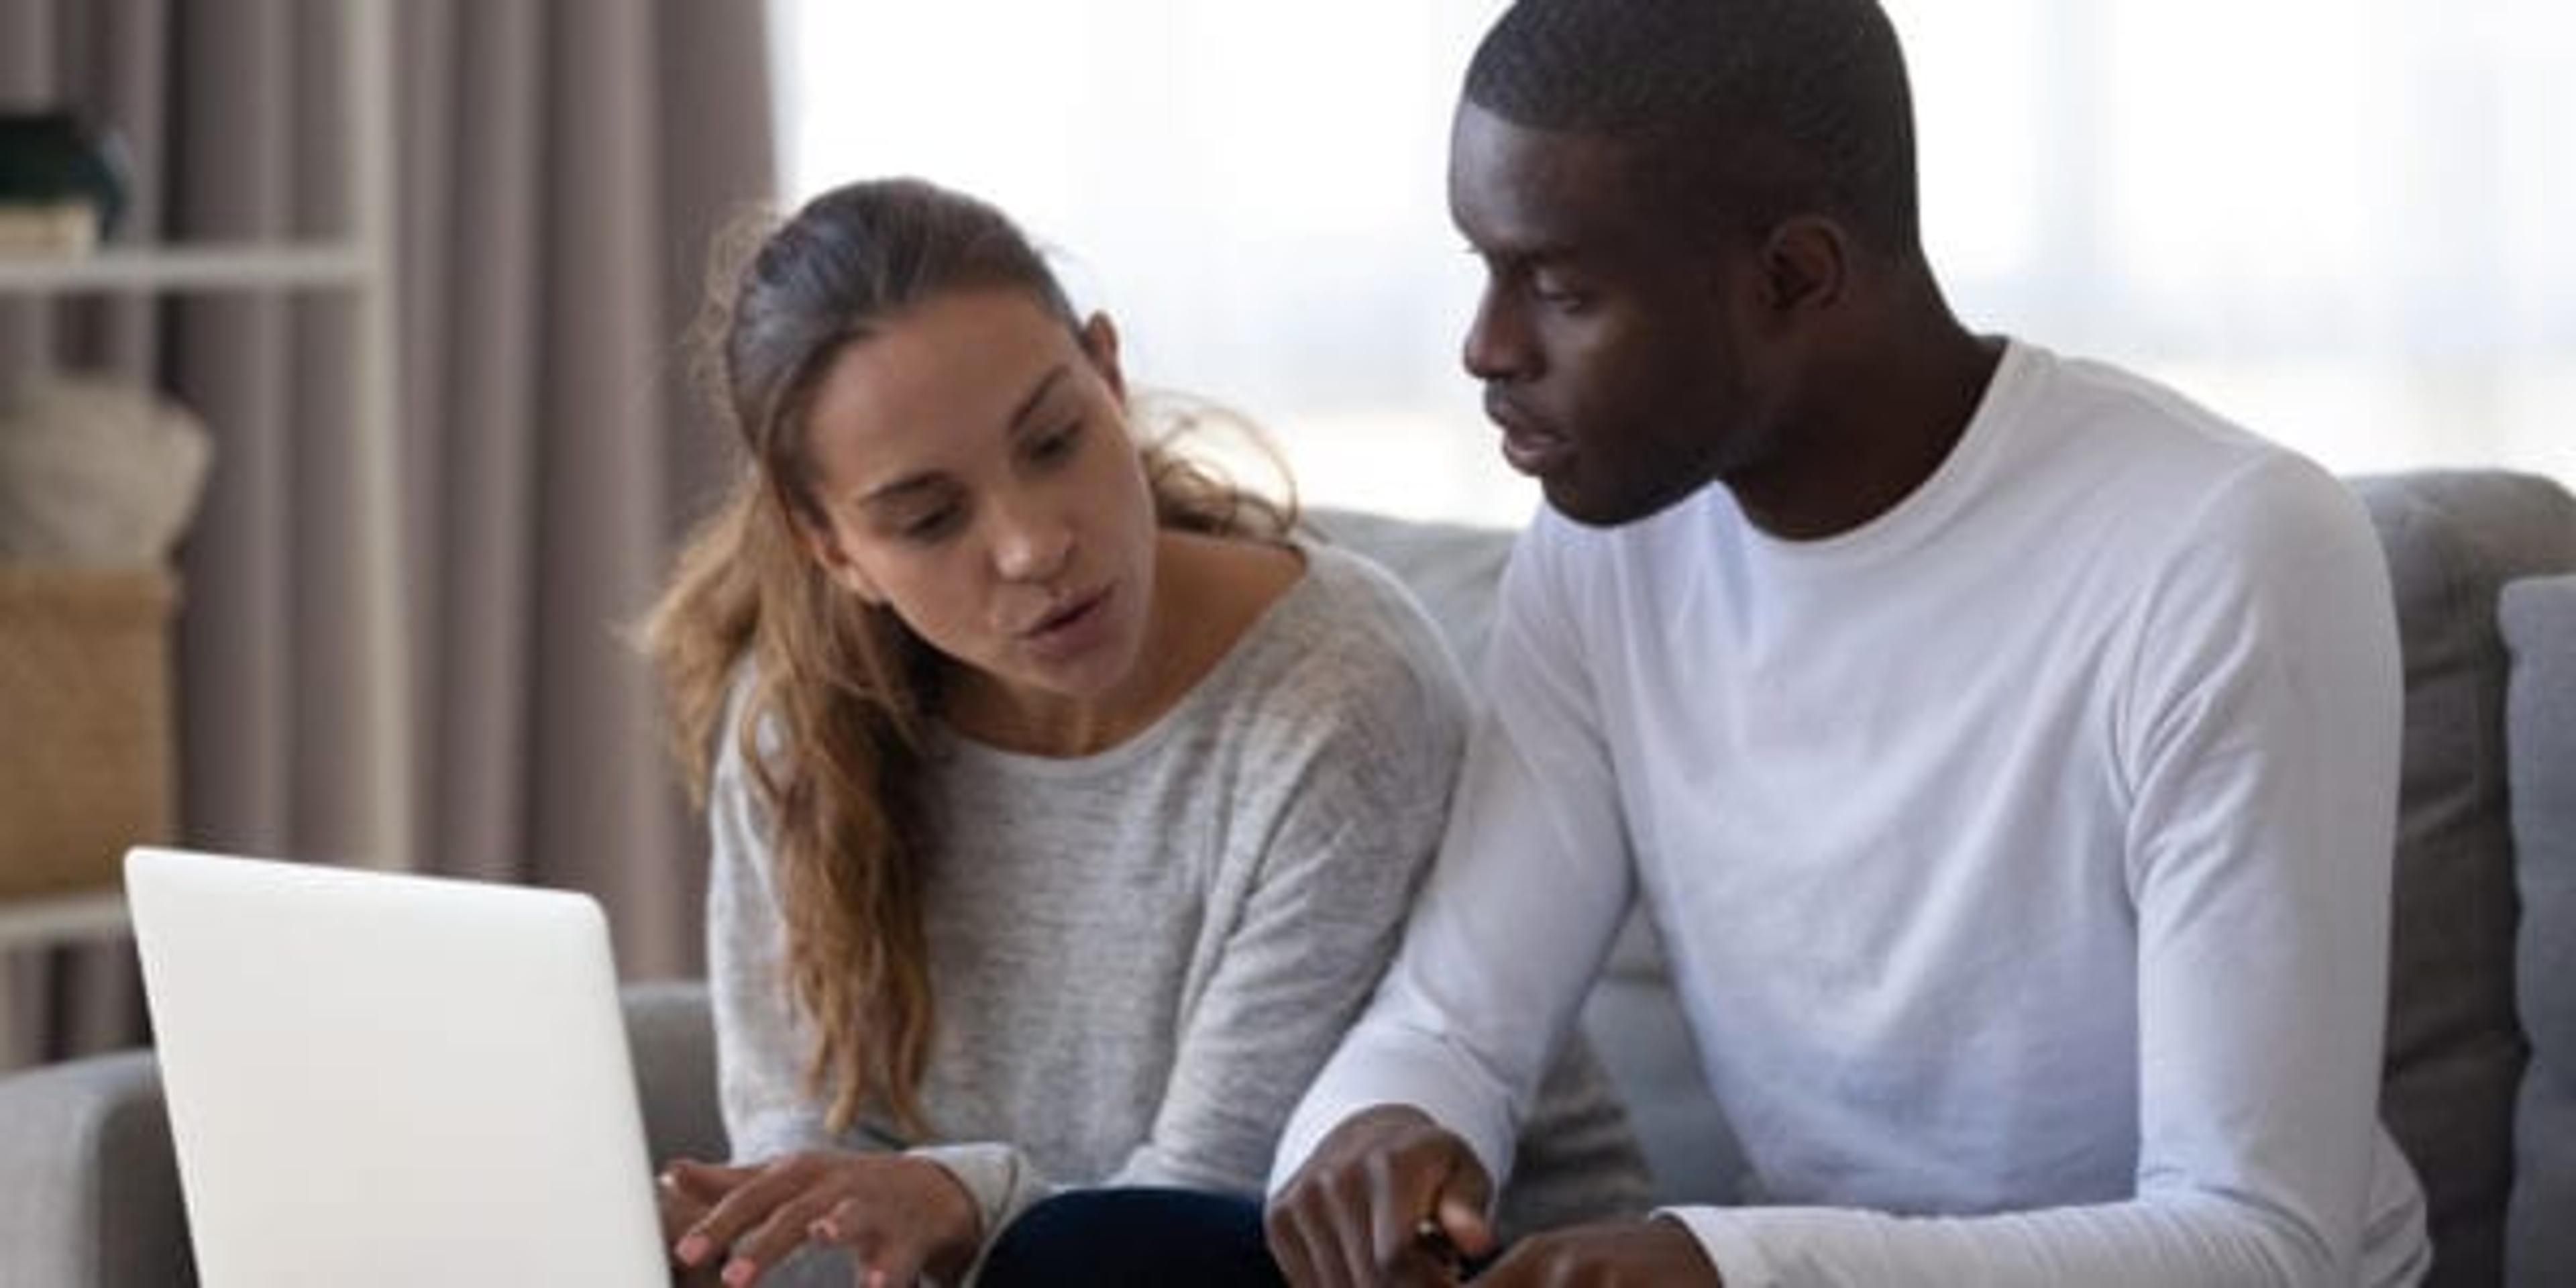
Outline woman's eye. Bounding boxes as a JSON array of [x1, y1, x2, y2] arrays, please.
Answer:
[[1028, 423, 1083, 464], [900, 506, 961, 542]]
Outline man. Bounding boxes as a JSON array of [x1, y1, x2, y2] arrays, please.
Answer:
[[1264, 1, 2433, 1285]]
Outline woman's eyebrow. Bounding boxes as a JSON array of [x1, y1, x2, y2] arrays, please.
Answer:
[[1005, 364, 1071, 436], [857, 364, 1077, 506]]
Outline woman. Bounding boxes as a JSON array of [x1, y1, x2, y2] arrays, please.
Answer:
[[642, 178, 1644, 1287]]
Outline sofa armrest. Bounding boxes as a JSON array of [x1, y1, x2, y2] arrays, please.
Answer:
[[626, 977, 725, 1168], [0, 1049, 192, 1288], [2501, 574, 2576, 1288]]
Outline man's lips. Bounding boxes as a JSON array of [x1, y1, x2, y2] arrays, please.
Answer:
[[1487, 392, 1574, 476]]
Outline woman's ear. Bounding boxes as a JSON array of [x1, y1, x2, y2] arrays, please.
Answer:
[[799, 517, 887, 605], [1079, 311, 1127, 403]]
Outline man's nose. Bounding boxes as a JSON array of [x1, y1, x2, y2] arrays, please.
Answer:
[[1462, 287, 1538, 384]]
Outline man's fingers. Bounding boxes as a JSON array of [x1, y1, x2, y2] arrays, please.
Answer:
[[1264, 1197, 1325, 1288], [1365, 1147, 1425, 1271], [1395, 1243, 1474, 1288], [1269, 1108, 1497, 1288], [1436, 1191, 1496, 1260], [1275, 1182, 1366, 1288], [1322, 1171, 1385, 1288]]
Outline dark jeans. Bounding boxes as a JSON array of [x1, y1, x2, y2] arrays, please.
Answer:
[[979, 1187, 1289, 1288]]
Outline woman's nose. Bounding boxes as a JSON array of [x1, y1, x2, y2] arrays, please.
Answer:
[[989, 503, 1073, 584]]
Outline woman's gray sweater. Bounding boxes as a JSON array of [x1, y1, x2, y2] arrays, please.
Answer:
[[706, 542, 1647, 1273]]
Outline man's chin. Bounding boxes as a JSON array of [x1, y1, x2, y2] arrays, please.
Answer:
[[1542, 472, 1710, 529]]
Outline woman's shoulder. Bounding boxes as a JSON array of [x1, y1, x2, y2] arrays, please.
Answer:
[[1214, 538, 1473, 741], [1298, 542, 1466, 665]]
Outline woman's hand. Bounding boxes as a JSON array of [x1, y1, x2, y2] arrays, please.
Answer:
[[659, 1160, 753, 1286], [665, 1150, 982, 1287]]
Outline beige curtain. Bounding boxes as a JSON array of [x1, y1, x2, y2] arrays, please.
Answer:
[[0, 0, 772, 1067]]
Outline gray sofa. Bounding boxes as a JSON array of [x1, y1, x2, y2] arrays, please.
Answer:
[[3, 470, 2570, 1287]]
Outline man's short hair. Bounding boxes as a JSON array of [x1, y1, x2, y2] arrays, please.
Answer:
[[1464, 0, 1920, 254]]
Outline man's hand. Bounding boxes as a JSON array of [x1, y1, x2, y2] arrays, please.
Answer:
[[1473, 1216, 1721, 1287], [1266, 1104, 1497, 1287], [663, 1150, 981, 1287]]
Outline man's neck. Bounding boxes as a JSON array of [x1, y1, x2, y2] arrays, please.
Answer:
[[1727, 317, 2002, 542]]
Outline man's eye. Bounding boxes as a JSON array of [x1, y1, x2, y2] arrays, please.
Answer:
[[1531, 280, 1589, 310]]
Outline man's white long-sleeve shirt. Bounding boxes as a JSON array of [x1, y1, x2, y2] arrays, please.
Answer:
[[1275, 341, 2431, 1287]]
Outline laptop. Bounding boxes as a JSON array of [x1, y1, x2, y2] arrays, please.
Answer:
[[125, 846, 670, 1287]]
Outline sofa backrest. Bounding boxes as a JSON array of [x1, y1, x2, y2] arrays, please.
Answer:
[[2352, 472, 2576, 1288], [1311, 470, 2576, 1288]]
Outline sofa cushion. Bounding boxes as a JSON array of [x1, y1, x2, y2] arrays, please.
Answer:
[[2352, 472, 2576, 1287], [2500, 574, 2576, 1287]]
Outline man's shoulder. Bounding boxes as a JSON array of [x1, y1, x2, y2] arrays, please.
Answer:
[[2003, 344, 2358, 546], [2021, 345, 2302, 490]]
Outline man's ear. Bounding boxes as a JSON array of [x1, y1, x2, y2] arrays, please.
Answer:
[[1079, 311, 1127, 403], [799, 517, 886, 605], [1756, 216, 1850, 319]]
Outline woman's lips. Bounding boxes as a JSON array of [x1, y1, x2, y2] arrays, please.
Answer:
[[1021, 585, 1113, 659]]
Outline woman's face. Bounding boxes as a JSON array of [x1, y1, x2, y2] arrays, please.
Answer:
[[794, 287, 1160, 710]]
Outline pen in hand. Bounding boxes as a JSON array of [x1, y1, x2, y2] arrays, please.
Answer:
[[1416, 1215, 1470, 1280]]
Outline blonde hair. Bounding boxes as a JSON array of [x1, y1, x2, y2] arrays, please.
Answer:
[[641, 178, 1289, 1136]]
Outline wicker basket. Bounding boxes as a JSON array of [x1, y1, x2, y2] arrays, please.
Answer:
[[0, 561, 176, 900]]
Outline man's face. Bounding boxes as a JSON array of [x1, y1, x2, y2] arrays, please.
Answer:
[[1449, 101, 1783, 527]]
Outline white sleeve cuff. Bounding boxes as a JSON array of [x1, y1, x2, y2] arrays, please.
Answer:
[[1269, 1026, 1522, 1201], [908, 1141, 1054, 1256]]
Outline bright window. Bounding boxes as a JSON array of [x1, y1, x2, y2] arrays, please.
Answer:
[[773, 0, 2576, 526]]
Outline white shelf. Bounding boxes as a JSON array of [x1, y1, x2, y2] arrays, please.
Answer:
[[0, 1, 409, 964], [0, 243, 371, 294], [0, 890, 128, 953]]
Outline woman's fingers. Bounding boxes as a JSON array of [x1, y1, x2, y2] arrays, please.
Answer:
[[812, 1195, 930, 1286], [669, 1150, 971, 1288], [664, 1159, 757, 1204], [676, 1155, 821, 1269], [720, 1189, 837, 1287], [658, 1178, 709, 1242]]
